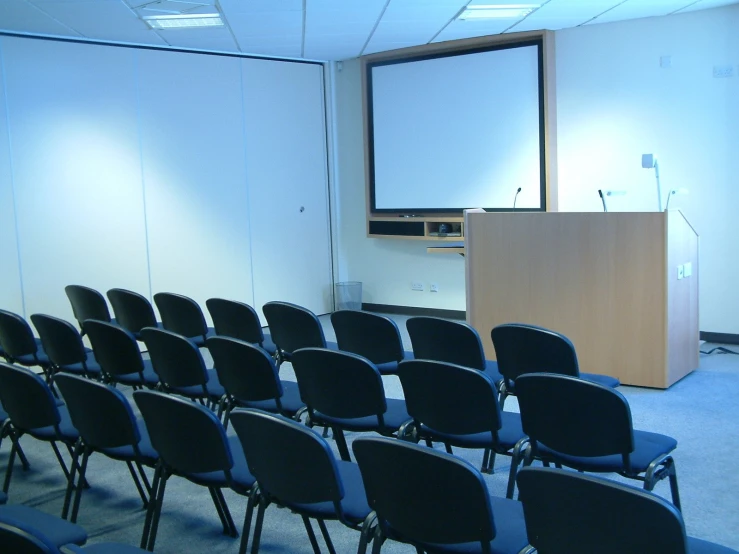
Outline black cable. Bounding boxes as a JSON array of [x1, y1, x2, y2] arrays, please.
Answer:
[[700, 346, 739, 356]]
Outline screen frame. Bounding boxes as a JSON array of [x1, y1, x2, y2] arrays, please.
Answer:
[[365, 37, 547, 215]]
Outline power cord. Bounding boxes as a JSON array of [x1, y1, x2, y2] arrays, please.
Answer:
[[700, 346, 739, 356]]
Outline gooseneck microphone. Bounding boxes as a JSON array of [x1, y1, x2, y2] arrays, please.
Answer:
[[513, 187, 522, 211], [598, 189, 607, 212]]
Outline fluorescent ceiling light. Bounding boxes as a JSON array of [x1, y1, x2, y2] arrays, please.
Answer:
[[143, 13, 223, 29], [458, 4, 538, 20]]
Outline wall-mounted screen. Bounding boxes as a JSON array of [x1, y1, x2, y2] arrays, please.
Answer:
[[366, 39, 546, 213]]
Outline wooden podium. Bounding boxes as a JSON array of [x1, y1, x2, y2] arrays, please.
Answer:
[[465, 210, 699, 388]]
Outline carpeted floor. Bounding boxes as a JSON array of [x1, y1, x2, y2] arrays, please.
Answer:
[[2, 314, 738, 553]]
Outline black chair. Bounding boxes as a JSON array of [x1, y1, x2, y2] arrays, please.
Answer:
[[230, 409, 373, 554], [513, 373, 681, 508], [206, 336, 304, 427], [397, 360, 527, 486], [0, 309, 53, 381], [291, 348, 410, 462], [83, 321, 159, 389], [491, 323, 620, 406], [140, 327, 225, 406], [54, 374, 156, 523], [517, 467, 738, 554], [262, 301, 338, 365], [206, 298, 277, 356], [65, 285, 115, 333], [31, 314, 102, 381], [0, 363, 79, 495], [330, 310, 414, 375], [353, 437, 530, 554], [405, 316, 503, 384], [153, 292, 214, 347], [0, 402, 30, 474], [133, 390, 255, 551], [107, 288, 160, 340]]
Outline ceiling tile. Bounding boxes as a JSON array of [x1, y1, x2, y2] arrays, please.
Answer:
[[219, 0, 302, 15], [433, 19, 513, 42], [227, 11, 302, 37], [0, 0, 82, 36], [587, 1, 701, 24], [157, 28, 238, 52]]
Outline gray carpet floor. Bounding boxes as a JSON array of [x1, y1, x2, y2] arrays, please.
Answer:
[[3, 314, 738, 553]]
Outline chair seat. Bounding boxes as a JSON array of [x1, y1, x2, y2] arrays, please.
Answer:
[[186, 328, 217, 348], [688, 537, 739, 554], [188, 435, 255, 491], [536, 430, 677, 473], [0, 504, 87, 547], [259, 333, 278, 356], [235, 380, 305, 416], [419, 411, 525, 451], [288, 460, 371, 523], [113, 360, 160, 387], [313, 397, 410, 434], [27, 405, 79, 443], [99, 418, 159, 465], [132, 322, 163, 341], [483, 360, 503, 384], [375, 351, 415, 375], [13, 349, 51, 367], [64, 544, 151, 554], [170, 369, 225, 400], [581, 372, 620, 388], [59, 352, 103, 377]]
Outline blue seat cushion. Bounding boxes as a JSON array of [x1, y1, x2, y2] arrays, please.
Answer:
[[259, 333, 278, 356], [535, 430, 677, 473], [59, 352, 103, 377], [114, 360, 160, 387], [187, 328, 217, 348], [27, 405, 79, 443], [187, 435, 255, 491], [0, 504, 87, 546], [581, 372, 620, 388], [170, 369, 225, 400], [687, 537, 739, 554], [236, 380, 305, 417], [99, 418, 158, 465], [313, 398, 410, 434], [419, 411, 525, 451], [64, 543, 150, 553], [14, 349, 51, 367], [484, 360, 503, 385], [288, 461, 371, 523], [375, 351, 415, 375]]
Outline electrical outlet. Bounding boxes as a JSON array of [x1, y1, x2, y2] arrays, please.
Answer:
[[677, 265, 684, 280], [713, 65, 734, 78], [430, 283, 439, 293], [411, 281, 424, 291], [684, 262, 692, 277]]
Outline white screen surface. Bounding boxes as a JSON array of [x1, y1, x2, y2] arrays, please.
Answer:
[[370, 43, 543, 212]]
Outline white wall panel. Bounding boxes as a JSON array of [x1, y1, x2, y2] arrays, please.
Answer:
[[241, 59, 333, 318], [0, 41, 24, 316], [138, 49, 253, 319], [1, 37, 149, 323]]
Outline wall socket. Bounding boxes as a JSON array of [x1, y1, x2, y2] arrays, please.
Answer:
[[411, 281, 424, 291], [430, 283, 439, 293]]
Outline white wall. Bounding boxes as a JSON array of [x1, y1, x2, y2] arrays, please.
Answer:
[[0, 36, 333, 326], [334, 5, 739, 333]]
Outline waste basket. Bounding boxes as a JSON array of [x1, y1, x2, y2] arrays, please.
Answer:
[[334, 281, 363, 311]]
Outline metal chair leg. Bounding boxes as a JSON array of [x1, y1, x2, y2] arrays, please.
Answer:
[[126, 460, 149, 508], [333, 428, 351, 461], [250, 497, 268, 554], [301, 516, 321, 554], [70, 449, 91, 523], [317, 518, 337, 554], [146, 469, 169, 552], [62, 439, 83, 520], [239, 486, 259, 554]]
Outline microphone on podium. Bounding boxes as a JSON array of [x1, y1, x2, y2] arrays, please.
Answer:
[[513, 187, 522, 211]]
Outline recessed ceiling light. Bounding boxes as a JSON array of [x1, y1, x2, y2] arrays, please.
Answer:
[[458, 4, 538, 20], [143, 13, 224, 29]]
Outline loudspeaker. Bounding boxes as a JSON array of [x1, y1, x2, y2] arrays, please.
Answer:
[[641, 154, 656, 169]]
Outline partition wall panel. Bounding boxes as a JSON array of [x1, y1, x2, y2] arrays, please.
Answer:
[[241, 58, 333, 320], [137, 49, 254, 321], [0, 44, 24, 316], [0, 37, 150, 322]]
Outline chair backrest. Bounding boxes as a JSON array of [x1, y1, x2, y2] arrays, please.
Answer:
[[107, 288, 157, 335], [491, 323, 580, 389], [65, 285, 112, 326], [84, 320, 147, 378], [153, 292, 208, 340], [0, 520, 56, 554], [206, 336, 283, 403], [398, 360, 502, 436], [330, 310, 405, 365], [206, 298, 265, 345], [0, 363, 61, 431], [291, 348, 387, 420], [405, 316, 485, 370], [30, 314, 87, 367], [230, 409, 343, 506], [55, 373, 141, 450], [353, 437, 496, 546], [515, 373, 634, 458], [262, 301, 326, 355], [134, 390, 232, 474], [0, 309, 39, 359], [517, 467, 688, 553], [141, 327, 208, 389]]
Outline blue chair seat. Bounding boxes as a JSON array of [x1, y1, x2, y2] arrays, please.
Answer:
[[289, 460, 370, 523], [186, 328, 217, 348], [0, 504, 87, 547], [188, 435, 255, 491], [581, 372, 620, 388], [14, 349, 51, 366], [375, 351, 415, 375], [236, 380, 305, 416], [114, 360, 160, 387], [65, 544, 150, 554], [59, 352, 103, 377], [170, 368, 225, 400], [410, 496, 528, 554], [313, 397, 410, 434], [27, 405, 79, 442], [688, 537, 739, 554], [419, 411, 525, 451], [484, 360, 503, 384], [99, 418, 159, 465], [536, 430, 677, 474], [259, 333, 277, 355], [131, 322, 164, 341]]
